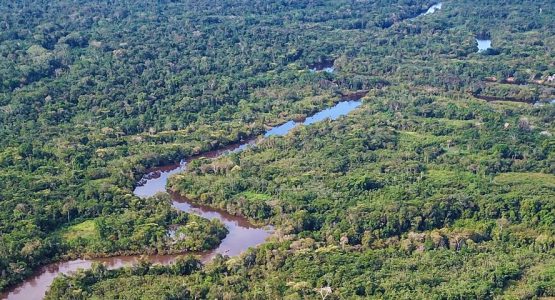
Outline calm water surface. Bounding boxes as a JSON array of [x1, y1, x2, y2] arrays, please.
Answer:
[[309, 61, 335, 73], [265, 100, 362, 137], [1, 97, 364, 300], [421, 3, 442, 16], [477, 39, 492, 52]]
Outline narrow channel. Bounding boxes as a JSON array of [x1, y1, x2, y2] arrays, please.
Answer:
[[1, 97, 364, 300]]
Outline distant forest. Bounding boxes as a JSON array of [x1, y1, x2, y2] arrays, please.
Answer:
[[0, 0, 554, 299]]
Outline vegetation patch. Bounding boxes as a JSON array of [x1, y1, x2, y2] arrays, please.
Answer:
[[62, 220, 98, 243], [494, 172, 555, 188]]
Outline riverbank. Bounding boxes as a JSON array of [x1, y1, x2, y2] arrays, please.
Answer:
[[2, 95, 365, 300]]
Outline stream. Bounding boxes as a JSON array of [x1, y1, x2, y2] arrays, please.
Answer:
[[1, 97, 364, 300], [421, 2, 442, 16]]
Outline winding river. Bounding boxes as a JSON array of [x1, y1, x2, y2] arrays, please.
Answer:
[[1, 97, 363, 300]]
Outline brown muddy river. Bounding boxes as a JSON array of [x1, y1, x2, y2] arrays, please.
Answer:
[[1, 97, 363, 300]]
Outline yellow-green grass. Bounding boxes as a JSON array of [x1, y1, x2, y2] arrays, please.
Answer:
[[62, 220, 98, 242], [494, 172, 555, 188], [424, 169, 479, 188]]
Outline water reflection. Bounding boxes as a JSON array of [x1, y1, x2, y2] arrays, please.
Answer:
[[421, 3, 442, 16], [266, 100, 362, 137], [477, 39, 492, 52], [2, 96, 365, 300]]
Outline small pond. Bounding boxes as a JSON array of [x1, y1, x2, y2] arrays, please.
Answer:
[[477, 39, 492, 52], [309, 61, 335, 73]]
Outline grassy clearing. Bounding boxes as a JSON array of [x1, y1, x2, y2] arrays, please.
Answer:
[[62, 220, 98, 242], [494, 172, 555, 188]]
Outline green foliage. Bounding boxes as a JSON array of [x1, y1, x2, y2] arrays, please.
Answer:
[[62, 220, 97, 243], [0, 0, 554, 297], [45, 255, 202, 300], [59, 194, 227, 256], [164, 90, 554, 298]]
